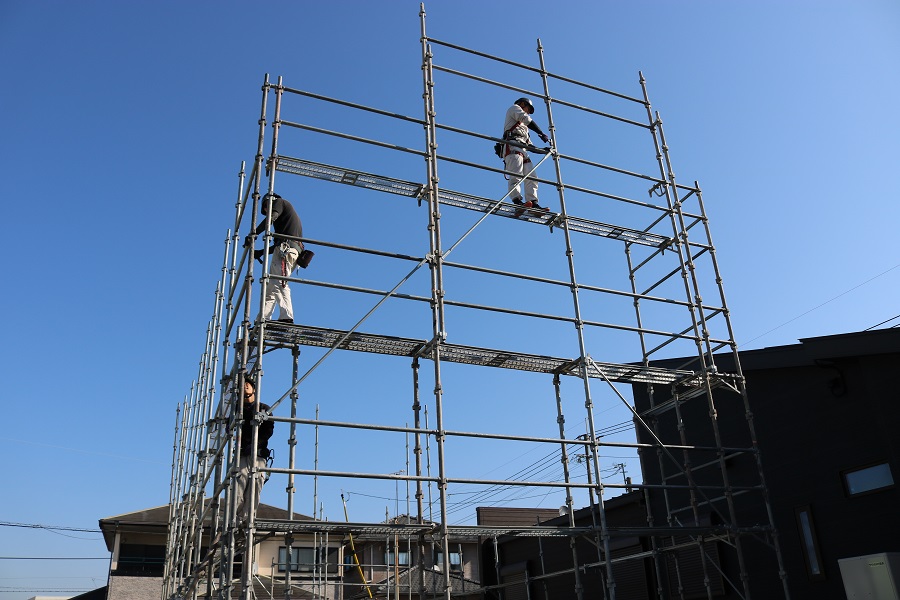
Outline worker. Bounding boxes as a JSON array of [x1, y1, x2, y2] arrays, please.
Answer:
[[502, 97, 551, 217], [247, 192, 304, 324], [232, 374, 274, 522]]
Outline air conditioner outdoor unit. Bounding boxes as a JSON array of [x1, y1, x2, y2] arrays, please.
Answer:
[[838, 553, 900, 600]]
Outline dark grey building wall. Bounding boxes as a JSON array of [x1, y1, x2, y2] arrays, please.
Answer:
[[632, 329, 900, 599]]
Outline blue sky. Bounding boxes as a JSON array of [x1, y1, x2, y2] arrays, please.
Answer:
[[1, 1, 899, 597]]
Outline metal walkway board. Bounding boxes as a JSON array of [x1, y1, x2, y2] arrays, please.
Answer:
[[261, 323, 694, 385], [275, 155, 672, 248]]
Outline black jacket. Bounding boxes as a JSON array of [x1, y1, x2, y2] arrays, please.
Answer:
[[256, 195, 303, 250], [240, 402, 274, 458]]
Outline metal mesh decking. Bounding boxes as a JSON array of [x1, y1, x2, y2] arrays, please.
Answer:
[[260, 322, 694, 385], [275, 155, 673, 247]]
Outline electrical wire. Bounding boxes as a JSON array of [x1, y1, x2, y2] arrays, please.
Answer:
[[0, 521, 100, 534], [742, 262, 900, 346], [865, 314, 900, 331]]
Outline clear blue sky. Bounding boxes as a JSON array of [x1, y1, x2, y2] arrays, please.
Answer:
[[1, 1, 898, 597]]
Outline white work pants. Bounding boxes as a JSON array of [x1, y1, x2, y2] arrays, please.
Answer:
[[505, 151, 539, 204], [262, 244, 298, 321]]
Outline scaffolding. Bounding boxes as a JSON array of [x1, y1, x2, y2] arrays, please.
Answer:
[[164, 6, 789, 600]]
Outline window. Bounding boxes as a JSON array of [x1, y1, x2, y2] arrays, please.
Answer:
[[435, 551, 462, 571], [344, 549, 358, 568], [385, 550, 410, 566], [279, 547, 315, 573], [116, 543, 165, 576], [843, 462, 894, 496], [795, 506, 824, 580], [280, 547, 339, 573]]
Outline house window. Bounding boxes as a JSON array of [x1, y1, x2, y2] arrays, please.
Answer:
[[795, 506, 824, 580], [385, 550, 410, 566], [116, 543, 165, 576], [435, 551, 462, 571], [345, 550, 358, 568], [843, 462, 894, 496], [278, 547, 315, 573]]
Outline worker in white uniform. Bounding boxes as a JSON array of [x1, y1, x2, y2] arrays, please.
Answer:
[[502, 97, 551, 216]]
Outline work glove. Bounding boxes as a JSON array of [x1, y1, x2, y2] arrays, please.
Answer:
[[243, 234, 253, 248], [254, 249, 265, 263], [539, 133, 550, 144]]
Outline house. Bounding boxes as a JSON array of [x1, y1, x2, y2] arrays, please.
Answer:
[[477, 496, 654, 599], [75, 505, 487, 600], [478, 329, 900, 599], [340, 515, 483, 599], [629, 328, 900, 598], [73, 503, 333, 600]]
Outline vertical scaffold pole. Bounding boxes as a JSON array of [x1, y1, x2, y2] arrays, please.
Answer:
[[203, 163, 247, 600], [224, 73, 270, 600], [163, 405, 182, 599], [420, 6, 452, 600], [285, 345, 300, 600], [411, 357, 427, 600], [657, 113, 749, 600], [552, 374, 586, 598], [536, 38, 613, 600], [638, 73, 718, 600], [694, 185, 791, 599]]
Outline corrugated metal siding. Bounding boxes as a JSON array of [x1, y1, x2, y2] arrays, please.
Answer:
[[611, 542, 651, 600], [663, 538, 724, 599]]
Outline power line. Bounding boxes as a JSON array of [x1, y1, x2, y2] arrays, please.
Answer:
[[0, 557, 107, 560], [0, 521, 100, 534], [742, 263, 900, 346], [0, 588, 94, 593], [865, 313, 900, 331]]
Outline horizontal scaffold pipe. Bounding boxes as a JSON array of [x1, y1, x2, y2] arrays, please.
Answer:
[[426, 36, 647, 106], [558, 152, 666, 185], [292, 236, 725, 312], [280, 120, 427, 158], [435, 121, 529, 148], [267, 414, 756, 454], [278, 85, 427, 126], [433, 63, 647, 129], [437, 151, 706, 219], [261, 467, 763, 493], [667, 489, 754, 517], [662, 451, 749, 482], [575, 528, 772, 575], [644, 323, 703, 358], [283, 274, 705, 342], [436, 153, 679, 214]]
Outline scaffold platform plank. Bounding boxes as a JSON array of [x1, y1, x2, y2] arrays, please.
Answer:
[[255, 519, 592, 539], [254, 519, 770, 540], [275, 155, 672, 248], [260, 323, 695, 385]]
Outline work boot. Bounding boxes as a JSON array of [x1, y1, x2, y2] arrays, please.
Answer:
[[530, 201, 549, 214], [514, 199, 531, 218]]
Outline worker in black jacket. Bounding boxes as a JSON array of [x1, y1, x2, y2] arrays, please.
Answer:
[[250, 192, 303, 324], [233, 375, 274, 521]]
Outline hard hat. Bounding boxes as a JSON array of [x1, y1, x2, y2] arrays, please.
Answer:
[[515, 97, 535, 114]]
